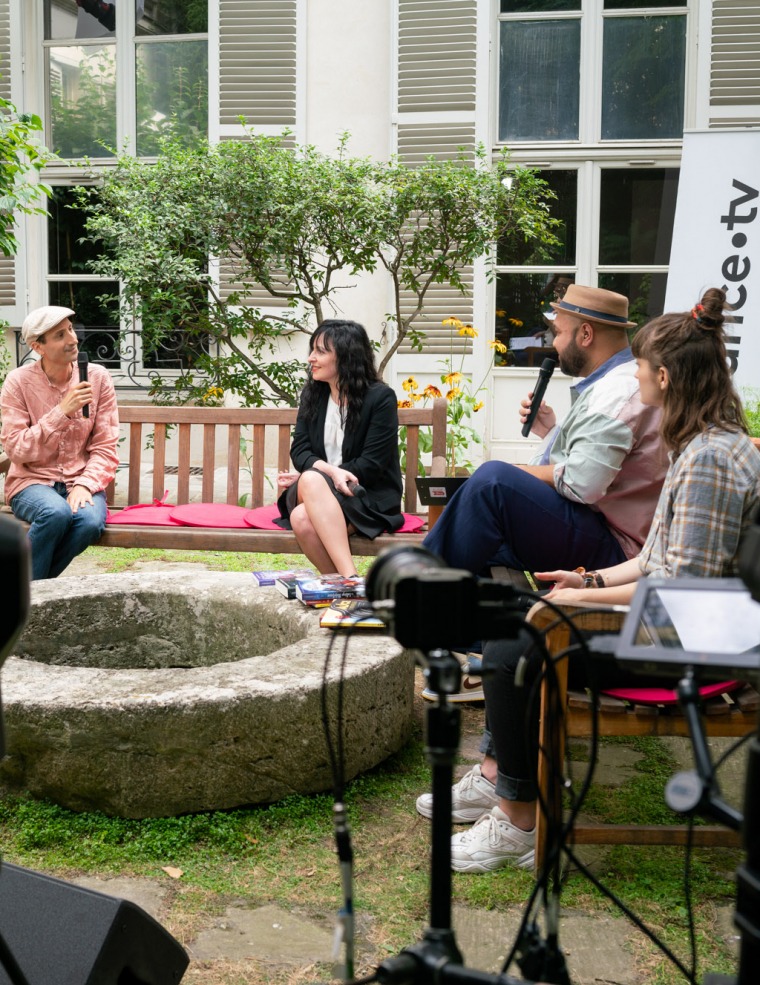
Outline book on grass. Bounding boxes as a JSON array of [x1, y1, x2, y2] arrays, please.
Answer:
[[319, 598, 386, 630], [295, 574, 365, 605], [252, 568, 315, 588]]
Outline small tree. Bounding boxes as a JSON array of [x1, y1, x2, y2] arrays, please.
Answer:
[[1, 92, 54, 385], [81, 134, 558, 405]]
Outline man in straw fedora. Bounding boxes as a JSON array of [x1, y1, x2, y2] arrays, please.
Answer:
[[424, 284, 666, 581]]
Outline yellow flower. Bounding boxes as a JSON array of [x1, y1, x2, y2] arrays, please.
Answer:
[[495, 309, 507, 318], [458, 324, 478, 338], [397, 399, 413, 409], [443, 372, 463, 385], [442, 316, 464, 328], [489, 340, 508, 354], [509, 318, 523, 328], [412, 392, 423, 402], [402, 376, 418, 393], [473, 401, 484, 412], [446, 388, 462, 401], [423, 384, 442, 398]]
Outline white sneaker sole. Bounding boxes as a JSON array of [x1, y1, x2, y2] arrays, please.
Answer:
[[451, 848, 535, 872]]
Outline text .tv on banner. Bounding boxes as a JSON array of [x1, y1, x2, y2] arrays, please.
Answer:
[[665, 129, 760, 391]]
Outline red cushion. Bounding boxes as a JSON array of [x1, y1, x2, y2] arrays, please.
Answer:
[[169, 503, 253, 529], [106, 502, 183, 526], [243, 503, 425, 534], [601, 680, 743, 706]]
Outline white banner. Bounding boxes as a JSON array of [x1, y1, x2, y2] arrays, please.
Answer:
[[665, 129, 760, 391]]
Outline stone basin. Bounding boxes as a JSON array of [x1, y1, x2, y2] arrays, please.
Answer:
[[1, 572, 414, 818]]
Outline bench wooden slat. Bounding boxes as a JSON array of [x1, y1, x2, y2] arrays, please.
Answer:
[[177, 424, 192, 504], [152, 424, 167, 501], [227, 424, 241, 506], [201, 424, 216, 502], [128, 423, 143, 504], [252, 423, 266, 509]]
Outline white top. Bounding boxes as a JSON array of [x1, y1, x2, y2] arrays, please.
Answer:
[[323, 397, 345, 466]]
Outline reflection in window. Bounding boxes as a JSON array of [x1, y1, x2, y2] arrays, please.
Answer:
[[45, 0, 116, 40], [49, 45, 117, 158], [598, 272, 668, 327], [599, 170, 679, 266], [136, 40, 209, 155], [499, 20, 580, 141], [48, 281, 121, 367], [48, 187, 102, 275], [494, 272, 575, 363], [602, 17, 686, 139], [137, 0, 208, 35], [498, 170, 577, 265]]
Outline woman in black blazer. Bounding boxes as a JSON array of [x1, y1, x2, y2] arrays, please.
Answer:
[[276, 320, 403, 575]]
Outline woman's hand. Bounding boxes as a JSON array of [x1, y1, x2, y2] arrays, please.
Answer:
[[318, 463, 359, 495], [277, 471, 300, 489], [534, 568, 584, 591], [544, 586, 593, 603]]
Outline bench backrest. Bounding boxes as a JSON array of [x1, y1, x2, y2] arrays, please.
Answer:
[[109, 399, 447, 515]]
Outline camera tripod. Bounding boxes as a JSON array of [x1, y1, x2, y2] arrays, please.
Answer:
[[374, 649, 558, 985]]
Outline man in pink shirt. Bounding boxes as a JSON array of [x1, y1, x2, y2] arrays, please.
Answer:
[[1, 306, 119, 579]]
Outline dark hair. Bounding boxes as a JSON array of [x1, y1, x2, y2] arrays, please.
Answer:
[[631, 287, 747, 451], [299, 320, 379, 432]]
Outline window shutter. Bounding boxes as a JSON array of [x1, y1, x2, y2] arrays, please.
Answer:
[[710, 0, 760, 124], [396, 0, 479, 354], [0, 0, 15, 306], [218, 0, 297, 128]]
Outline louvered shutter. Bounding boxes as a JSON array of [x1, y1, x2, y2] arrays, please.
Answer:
[[217, 1, 297, 307], [709, 0, 760, 126], [218, 0, 297, 129], [0, 0, 15, 306], [395, 0, 479, 354]]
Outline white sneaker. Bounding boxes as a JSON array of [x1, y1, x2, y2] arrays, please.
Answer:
[[450, 806, 535, 872], [415, 764, 498, 822], [421, 674, 484, 702]]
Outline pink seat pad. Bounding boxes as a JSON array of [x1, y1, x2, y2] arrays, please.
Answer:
[[601, 680, 743, 706], [243, 503, 425, 534], [169, 503, 253, 528], [106, 502, 183, 526]]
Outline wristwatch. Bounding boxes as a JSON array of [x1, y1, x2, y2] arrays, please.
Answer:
[[581, 570, 605, 589]]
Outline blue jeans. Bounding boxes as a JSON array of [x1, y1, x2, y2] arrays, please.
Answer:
[[423, 460, 627, 576], [11, 483, 107, 580]]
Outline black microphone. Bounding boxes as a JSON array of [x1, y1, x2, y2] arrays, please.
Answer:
[[77, 352, 89, 418], [521, 357, 556, 437]]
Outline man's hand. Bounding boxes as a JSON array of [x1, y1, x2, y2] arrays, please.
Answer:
[[519, 394, 556, 438], [60, 382, 93, 419], [67, 484, 94, 514]]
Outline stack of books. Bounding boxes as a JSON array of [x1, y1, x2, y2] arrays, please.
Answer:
[[319, 598, 385, 630], [252, 568, 315, 590], [293, 575, 365, 606]]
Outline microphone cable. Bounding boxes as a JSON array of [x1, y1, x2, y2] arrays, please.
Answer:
[[320, 626, 356, 982]]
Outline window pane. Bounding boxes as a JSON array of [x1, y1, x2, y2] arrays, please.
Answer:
[[49, 46, 116, 158], [45, 0, 115, 40], [602, 17, 686, 139], [501, 0, 579, 11], [605, 0, 686, 8], [48, 281, 120, 367], [48, 187, 102, 275], [499, 20, 580, 141], [495, 272, 575, 363], [498, 170, 577, 265], [599, 169, 679, 265], [137, 0, 208, 35], [598, 272, 668, 327], [136, 40, 209, 154]]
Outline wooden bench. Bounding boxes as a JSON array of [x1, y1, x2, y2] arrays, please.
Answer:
[[1, 399, 448, 557]]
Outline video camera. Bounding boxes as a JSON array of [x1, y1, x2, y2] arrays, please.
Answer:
[[365, 546, 527, 652]]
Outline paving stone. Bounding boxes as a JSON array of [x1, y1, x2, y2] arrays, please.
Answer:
[[189, 903, 335, 964]]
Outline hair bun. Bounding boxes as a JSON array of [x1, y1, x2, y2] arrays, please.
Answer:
[[692, 288, 726, 332]]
